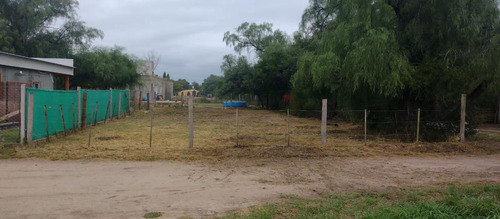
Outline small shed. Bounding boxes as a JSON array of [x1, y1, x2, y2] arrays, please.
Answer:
[[0, 51, 74, 90]]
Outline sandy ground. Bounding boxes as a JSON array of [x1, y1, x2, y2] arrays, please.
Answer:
[[1, 155, 499, 219]]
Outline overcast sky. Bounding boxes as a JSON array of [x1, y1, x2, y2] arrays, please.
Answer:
[[76, 0, 309, 83]]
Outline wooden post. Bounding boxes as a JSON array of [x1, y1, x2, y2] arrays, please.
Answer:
[[82, 92, 87, 128], [150, 107, 154, 148], [44, 105, 49, 142], [416, 108, 421, 143], [109, 88, 113, 119], [188, 94, 194, 147], [88, 111, 93, 147], [59, 105, 66, 136], [27, 92, 33, 145], [139, 91, 142, 110], [77, 87, 81, 128], [459, 94, 466, 142], [364, 109, 367, 146], [20, 84, 26, 144], [104, 101, 110, 123], [112, 101, 116, 120], [94, 102, 98, 126], [147, 93, 150, 110], [72, 103, 75, 130], [65, 76, 69, 91], [287, 108, 290, 147], [321, 99, 327, 146], [236, 108, 239, 147], [118, 93, 122, 118]]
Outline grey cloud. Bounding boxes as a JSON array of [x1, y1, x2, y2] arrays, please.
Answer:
[[77, 0, 309, 83]]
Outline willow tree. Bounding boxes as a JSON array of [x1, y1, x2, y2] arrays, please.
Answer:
[[295, 0, 499, 107], [293, 0, 500, 140]]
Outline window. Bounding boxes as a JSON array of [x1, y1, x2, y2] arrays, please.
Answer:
[[32, 82, 40, 89]]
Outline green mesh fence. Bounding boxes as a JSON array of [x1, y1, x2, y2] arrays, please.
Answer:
[[26, 88, 129, 140]]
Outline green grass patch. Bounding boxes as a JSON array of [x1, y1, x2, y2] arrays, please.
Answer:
[[143, 211, 162, 218], [0, 146, 17, 159], [0, 128, 19, 143], [219, 183, 500, 218]]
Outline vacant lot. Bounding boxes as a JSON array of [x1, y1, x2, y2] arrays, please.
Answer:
[[4, 105, 499, 161], [1, 106, 499, 218]]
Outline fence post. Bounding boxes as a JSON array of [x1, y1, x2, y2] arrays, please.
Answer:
[[88, 111, 93, 147], [77, 87, 81, 128], [188, 94, 194, 147], [27, 92, 33, 145], [236, 108, 239, 147], [139, 91, 142, 110], [321, 99, 327, 146], [147, 93, 150, 110], [20, 84, 26, 144], [59, 105, 66, 136], [44, 105, 49, 142], [150, 107, 154, 148], [109, 88, 113, 119], [459, 94, 466, 142], [82, 92, 87, 128], [118, 93, 122, 119], [416, 108, 420, 143], [94, 102, 98, 125], [364, 109, 367, 146]]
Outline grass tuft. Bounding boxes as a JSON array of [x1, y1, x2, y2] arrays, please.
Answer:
[[143, 211, 162, 218], [218, 183, 500, 219]]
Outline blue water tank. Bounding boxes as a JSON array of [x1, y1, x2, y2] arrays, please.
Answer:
[[223, 101, 247, 108]]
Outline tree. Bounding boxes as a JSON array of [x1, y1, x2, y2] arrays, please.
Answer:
[[71, 46, 139, 89], [0, 0, 103, 57], [145, 50, 161, 74], [191, 82, 200, 90], [200, 74, 223, 97], [173, 79, 191, 94], [162, 72, 167, 78], [166, 73, 170, 80], [223, 22, 289, 56], [254, 43, 299, 109], [218, 54, 255, 100]]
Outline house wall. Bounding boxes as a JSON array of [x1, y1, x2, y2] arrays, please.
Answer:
[[0, 65, 54, 90], [135, 75, 174, 100]]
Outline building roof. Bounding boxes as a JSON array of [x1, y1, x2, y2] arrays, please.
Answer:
[[0, 51, 74, 76]]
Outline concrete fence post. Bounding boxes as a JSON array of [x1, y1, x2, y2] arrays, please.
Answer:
[[459, 94, 466, 142], [20, 84, 26, 144], [27, 92, 33, 145]]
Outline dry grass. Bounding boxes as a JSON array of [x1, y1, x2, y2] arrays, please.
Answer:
[[9, 106, 500, 161]]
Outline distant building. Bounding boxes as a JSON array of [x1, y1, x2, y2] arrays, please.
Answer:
[[0, 51, 74, 90], [135, 60, 173, 100]]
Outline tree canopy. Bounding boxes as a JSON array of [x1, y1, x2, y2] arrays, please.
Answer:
[[72, 46, 139, 89], [0, 0, 102, 57]]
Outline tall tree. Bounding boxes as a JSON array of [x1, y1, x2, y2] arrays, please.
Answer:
[[223, 22, 289, 56], [71, 46, 139, 89], [162, 72, 167, 78], [0, 0, 102, 57], [219, 54, 255, 99], [200, 74, 223, 97]]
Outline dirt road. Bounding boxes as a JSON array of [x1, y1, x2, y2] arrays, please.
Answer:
[[1, 155, 499, 218]]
